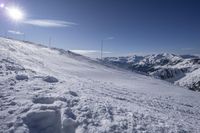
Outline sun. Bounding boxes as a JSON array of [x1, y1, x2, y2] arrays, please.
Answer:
[[6, 6, 24, 21], [0, 3, 5, 8]]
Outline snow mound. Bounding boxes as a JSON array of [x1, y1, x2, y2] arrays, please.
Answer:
[[43, 76, 59, 83]]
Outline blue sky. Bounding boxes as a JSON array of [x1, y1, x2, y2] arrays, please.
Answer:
[[0, 0, 200, 57]]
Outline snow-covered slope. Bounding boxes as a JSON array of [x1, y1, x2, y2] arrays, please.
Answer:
[[103, 53, 200, 91], [0, 37, 200, 133]]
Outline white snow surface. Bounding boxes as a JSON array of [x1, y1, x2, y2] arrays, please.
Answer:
[[175, 68, 200, 88], [0, 37, 200, 133]]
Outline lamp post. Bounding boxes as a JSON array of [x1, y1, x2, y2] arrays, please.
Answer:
[[101, 39, 103, 60], [100, 37, 114, 60], [49, 37, 52, 48]]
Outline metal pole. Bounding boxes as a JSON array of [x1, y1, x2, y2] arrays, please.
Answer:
[[101, 40, 103, 60], [49, 37, 51, 48], [4, 31, 6, 38], [23, 34, 25, 41]]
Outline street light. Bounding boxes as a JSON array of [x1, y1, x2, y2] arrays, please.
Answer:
[[101, 37, 114, 60]]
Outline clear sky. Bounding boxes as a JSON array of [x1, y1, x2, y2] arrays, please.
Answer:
[[0, 0, 200, 57]]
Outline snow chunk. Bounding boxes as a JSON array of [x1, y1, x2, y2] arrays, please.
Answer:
[[15, 75, 28, 81], [32, 96, 56, 104], [23, 109, 61, 133], [62, 118, 77, 133], [64, 108, 76, 120], [43, 76, 58, 83], [68, 91, 78, 97]]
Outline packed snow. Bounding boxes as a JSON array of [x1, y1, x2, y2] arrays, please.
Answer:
[[0, 37, 200, 133]]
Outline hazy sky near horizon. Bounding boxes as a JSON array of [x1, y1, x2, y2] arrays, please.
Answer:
[[0, 0, 200, 57]]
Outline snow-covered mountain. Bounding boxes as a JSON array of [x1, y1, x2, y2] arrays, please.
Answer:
[[103, 53, 200, 91], [1, 37, 200, 133]]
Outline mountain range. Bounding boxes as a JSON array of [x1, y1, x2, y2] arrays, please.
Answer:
[[103, 53, 200, 91]]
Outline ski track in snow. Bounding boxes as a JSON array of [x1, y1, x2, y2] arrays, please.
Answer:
[[0, 37, 200, 133]]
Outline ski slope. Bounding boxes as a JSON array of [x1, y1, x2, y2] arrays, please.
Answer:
[[0, 37, 200, 133]]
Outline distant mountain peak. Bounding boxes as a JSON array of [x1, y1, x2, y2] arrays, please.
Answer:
[[103, 53, 200, 91]]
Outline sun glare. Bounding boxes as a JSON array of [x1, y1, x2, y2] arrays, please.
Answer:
[[6, 6, 24, 21], [0, 3, 5, 8]]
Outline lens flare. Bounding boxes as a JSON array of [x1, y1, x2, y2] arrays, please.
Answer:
[[0, 3, 4, 8], [6, 6, 24, 21]]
